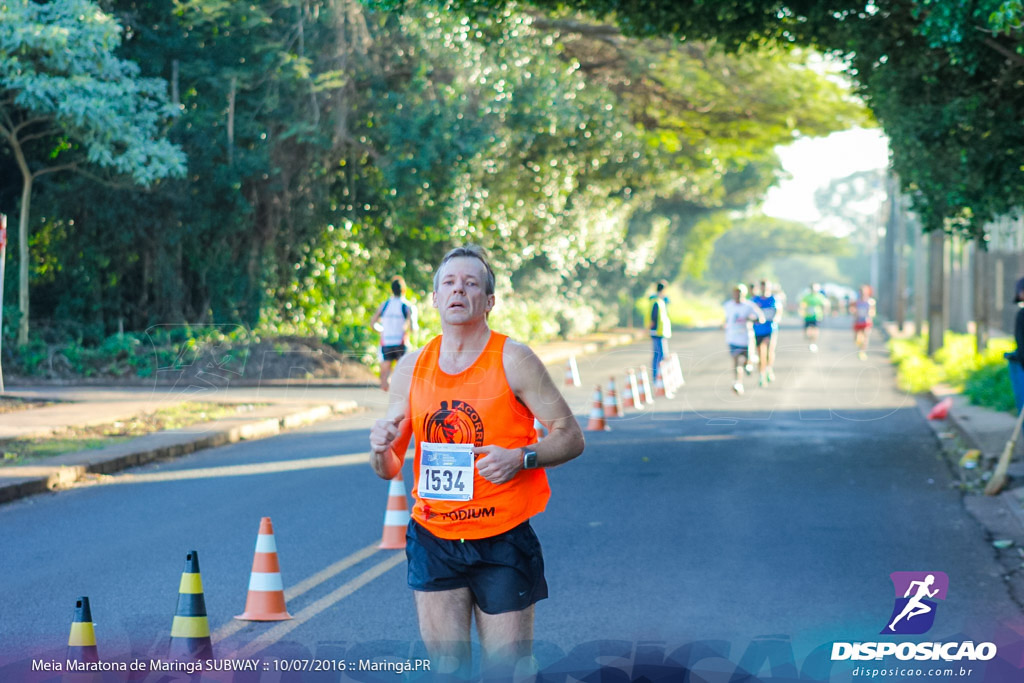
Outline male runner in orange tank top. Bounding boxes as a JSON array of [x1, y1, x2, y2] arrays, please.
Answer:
[[369, 245, 585, 678]]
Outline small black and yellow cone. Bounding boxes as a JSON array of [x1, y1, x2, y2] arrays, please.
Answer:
[[168, 550, 213, 661], [66, 596, 99, 663]]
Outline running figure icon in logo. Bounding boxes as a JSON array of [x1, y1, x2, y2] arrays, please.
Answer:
[[882, 571, 949, 635]]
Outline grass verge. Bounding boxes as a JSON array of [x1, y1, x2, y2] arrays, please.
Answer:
[[0, 401, 264, 466]]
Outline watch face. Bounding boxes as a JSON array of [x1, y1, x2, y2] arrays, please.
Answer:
[[525, 451, 538, 469]]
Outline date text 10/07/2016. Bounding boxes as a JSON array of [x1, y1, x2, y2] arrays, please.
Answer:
[[273, 659, 432, 674]]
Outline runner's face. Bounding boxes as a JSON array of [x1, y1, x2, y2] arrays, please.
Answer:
[[433, 257, 494, 324]]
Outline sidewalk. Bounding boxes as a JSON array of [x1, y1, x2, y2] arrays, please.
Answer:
[[0, 328, 648, 505], [881, 323, 1024, 602], [927, 385, 1024, 551]]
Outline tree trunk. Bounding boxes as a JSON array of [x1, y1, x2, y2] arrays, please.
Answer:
[[912, 215, 926, 335], [227, 76, 236, 166], [973, 237, 988, 352], [881, 173, 898, 320], [894, 187, 906, 331], [17, 172, 31, 347], [8, 134, 34, 347], [927, 230, 945, 355]]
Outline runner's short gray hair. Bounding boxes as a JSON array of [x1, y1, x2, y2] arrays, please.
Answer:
[[433, 245, 496, 296]]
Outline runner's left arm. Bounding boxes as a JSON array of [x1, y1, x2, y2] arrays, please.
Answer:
[[474, 341, 585, 485]]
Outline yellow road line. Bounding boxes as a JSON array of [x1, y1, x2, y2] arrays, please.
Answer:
[[283, 542, 382, 602], [212, 541, 381, 644], [233, 552, 407, 658]]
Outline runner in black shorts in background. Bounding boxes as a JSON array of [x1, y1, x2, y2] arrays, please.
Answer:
[[369, 276, 418, 391]]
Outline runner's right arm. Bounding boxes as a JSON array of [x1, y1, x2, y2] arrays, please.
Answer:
[[369, 349, 419, 479], [474, 341, 585, 485], [369, 301, 384, 329]]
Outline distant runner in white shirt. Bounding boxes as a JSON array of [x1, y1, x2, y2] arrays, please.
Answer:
[[370, 276, 419, 391], [723, 284, 764, 395]]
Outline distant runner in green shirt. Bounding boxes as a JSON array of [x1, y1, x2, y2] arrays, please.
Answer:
[[800, 284, 830, 352]]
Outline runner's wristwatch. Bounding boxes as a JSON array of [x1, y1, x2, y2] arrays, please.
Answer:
[[522, 449, 538, 470]]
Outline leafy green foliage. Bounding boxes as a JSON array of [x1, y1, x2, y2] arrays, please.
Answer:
[[0, 0, 186, 346], [396, 0, 1024, 239], [964, 350, 1017, 414], [0, 0, 186, 183], [889, 331, 1017, 410], [1, 0, 867, 369]]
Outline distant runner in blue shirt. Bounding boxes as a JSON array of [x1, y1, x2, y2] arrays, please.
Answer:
[[751, 280, 780, 386]]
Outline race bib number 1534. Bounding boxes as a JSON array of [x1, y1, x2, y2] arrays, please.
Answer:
[[418, 443, 474, 501]]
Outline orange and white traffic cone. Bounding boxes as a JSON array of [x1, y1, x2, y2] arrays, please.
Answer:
[[625, 369, 644, 410], [235, 518, 293, 621], [670, 353, 685, 387], [586, 386, 608, 431], [67, 596, 99, 664], [639, 366, 655, 405], [564, 356, 581, 387], [379, 472, 410, 549], [604, 377, 623, 418], [656, 361, 676, 398], [533, 417, 547, 439]]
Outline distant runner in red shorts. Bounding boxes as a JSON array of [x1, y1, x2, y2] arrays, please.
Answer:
[[851, 284, 876, 360]]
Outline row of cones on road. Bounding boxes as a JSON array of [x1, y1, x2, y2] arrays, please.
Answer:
[[67, 518, 295, 663], [64, 521, 288, 663], [565, 354, 684, 396], [586, 354, 685, 431], [67, 477, 418, 663]]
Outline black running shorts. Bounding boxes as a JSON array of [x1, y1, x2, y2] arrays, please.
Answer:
[[381, 344, 407, 362], [405, 519, 548, 615]]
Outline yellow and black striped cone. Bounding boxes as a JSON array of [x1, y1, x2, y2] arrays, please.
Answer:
[[66, 596, 98, 663], [169, 550, 213, 661]]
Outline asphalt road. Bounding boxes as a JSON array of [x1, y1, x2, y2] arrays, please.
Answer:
[[1, 320, 1020, 681]]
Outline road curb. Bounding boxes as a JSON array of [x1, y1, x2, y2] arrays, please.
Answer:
[[0, 401, 361, 505], [0, 327, 642, 508], [921, 390, 1024, 608]]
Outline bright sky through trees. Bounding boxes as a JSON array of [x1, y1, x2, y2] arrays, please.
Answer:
[[763, 128, 890, 228]]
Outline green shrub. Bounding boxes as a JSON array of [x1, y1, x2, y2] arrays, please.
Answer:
[[894, 353, 943, 393], [933, 333, 981, 388], [888, 331, 1018, 413], [964, 360, 1015, 413]]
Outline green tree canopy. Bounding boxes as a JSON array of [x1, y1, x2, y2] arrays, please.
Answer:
[[382, 0, 1024, 238], [0, 0, 185, 343], [0, 0, 868, 359]]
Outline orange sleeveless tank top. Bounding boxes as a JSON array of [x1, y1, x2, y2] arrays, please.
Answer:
[[406, 331, 550, 539]]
